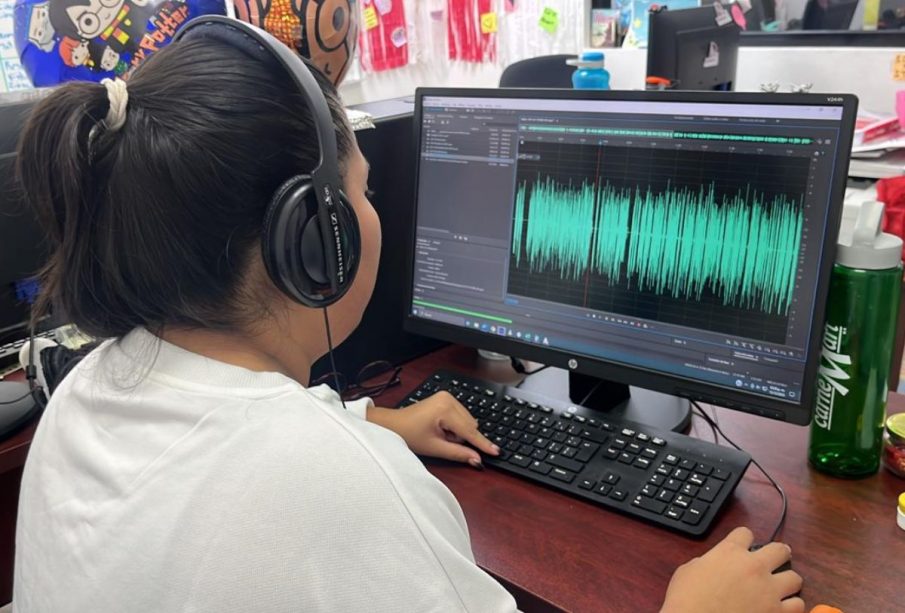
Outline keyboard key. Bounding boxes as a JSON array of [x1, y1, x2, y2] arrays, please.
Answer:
[[649, 474, 665, 486], [548, 442, 563, 454], [526, 424, 540, 434], [507, 429, 521, 440], [679, 458, 697, 471], [683, 501, 709, 526], [655, 464, 672, 476], [600, 422, 615, 432], [588, 418, 601, 428], [533, 437, 549, 449], [505, 440, 520, 452], [566, 436, 582, 447], [492, 435, 506, 447], [636, 433, 651, 442], [519, 433, 534, 445], [552, 432, 568, 443], [627, 443, 642, 454], [664, 454, 679, 465], [632, 495, 667, 515], [528, 402, 538, 410], [652, 437, 666, 447], [547, 454, 583, 473], [603, 472, 620, 485], [509, 454, 531, 468], [680, 483, 700, 497], [672, 468, 690, 481], [540, 405, 553, 414], [519, 444, 534, 456], [641, 484, 658, 497], [621, 428, 636, 437], [618, 452, 634, 464], [503, 394, 513, 402], [567, 424, 583, 436], [657, 489, 675, 503], [698, 479, 723, 503], [595, 483, 612, 496], [673, 494, 693, 509], [695, 463, 713, 476], [610, 488, 627, 501], [604, 447, 620, 459], [574, 415, 587, 424], [540, 417, 555, 428], [642, 448, 658, 460], [575, 442, 599, 463], [633, 457, 651, 470], [688, 473, 706, 487], [494, 425, 508, 436], [663, 478, 682, 492], [484, 389, 496, 397], [580, 429, 609, 444], [530, 449, 548, 461], [526, 413, 540, 424], [539, 427, 554, 438], [578, 478, 596, 490], [550, 468, 575, 483], [712, 467, 731, 481], [514, 399, 526, 407], [665, 506, 684, 521], [561, 412, 573, 420], [561, 446, 578, 459], [529, 460, 552, 475], [612, 438, 628, 449]]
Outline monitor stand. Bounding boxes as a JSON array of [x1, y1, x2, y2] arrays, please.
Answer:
[[516, 367, 692, 433]]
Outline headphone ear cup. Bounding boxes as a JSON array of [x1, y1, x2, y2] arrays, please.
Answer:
[[334, 190, 361, 284]]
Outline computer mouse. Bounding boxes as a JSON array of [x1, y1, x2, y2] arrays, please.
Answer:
[[749, 544, 793, 574]]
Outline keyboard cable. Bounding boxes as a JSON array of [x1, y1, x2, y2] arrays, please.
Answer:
[[691, 400, 788, 545]]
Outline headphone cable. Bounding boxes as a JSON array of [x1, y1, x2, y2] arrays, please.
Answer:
[[322, 308, 346, 410]]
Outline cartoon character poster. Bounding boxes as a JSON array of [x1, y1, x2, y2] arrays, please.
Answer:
[[232, 0, 358, 86], [13, 0, 226, 86]]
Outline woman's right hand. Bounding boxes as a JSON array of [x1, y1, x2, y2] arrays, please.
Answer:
[[660, 527, 804, 613]]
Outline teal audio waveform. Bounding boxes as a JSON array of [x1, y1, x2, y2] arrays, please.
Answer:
[[512, 176, 803, 314]]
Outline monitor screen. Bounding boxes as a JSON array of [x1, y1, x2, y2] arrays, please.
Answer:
[[406, 90, 856, 423]]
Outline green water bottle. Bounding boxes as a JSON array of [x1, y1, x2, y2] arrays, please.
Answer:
[[809, 201, 903, 477]]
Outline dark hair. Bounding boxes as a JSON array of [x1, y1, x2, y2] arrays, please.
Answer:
[[18, 37, 354, 339]]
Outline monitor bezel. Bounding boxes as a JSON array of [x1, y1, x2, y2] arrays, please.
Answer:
[[405, 87, 858, 426]]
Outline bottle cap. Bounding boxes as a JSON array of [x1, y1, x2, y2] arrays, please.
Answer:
[[836, 201, 903, 270], [566, 50, 605, 68], [888, 413, 905, 445]]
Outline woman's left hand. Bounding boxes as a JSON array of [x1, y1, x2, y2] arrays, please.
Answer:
[[368, 391, 500, 468]]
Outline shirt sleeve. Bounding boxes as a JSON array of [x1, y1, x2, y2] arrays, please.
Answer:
[[304, 383, 372, 420]]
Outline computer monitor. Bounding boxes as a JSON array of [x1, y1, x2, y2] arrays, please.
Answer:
[[647, 5, 742, 91], [0, 96, 50, 348], [802, 0, 859, 30], [406, 89, 857, 427]]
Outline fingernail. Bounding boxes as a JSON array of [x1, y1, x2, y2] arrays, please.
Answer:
[[469, 458, 484, 470], [785, 545, 792, 554], [491, 444, 501, 454]]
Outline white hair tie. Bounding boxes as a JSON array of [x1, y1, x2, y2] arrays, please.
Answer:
[[88, 78, 128, 148], [100, 78, 129, 132]]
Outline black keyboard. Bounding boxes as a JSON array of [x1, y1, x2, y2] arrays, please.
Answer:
[[400, 371, 751, 536]]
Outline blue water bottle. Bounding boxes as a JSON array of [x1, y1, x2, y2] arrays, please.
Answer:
[[567, 51, 611, 90]]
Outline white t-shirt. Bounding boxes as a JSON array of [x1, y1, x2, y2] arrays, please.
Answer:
[[13, 328, 518, 613]]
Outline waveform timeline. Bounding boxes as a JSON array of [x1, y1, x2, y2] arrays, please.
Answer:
[[507, 141, 811, 343]]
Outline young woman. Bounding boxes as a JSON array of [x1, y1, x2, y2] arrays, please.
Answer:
[[12, 28, 804, 613]]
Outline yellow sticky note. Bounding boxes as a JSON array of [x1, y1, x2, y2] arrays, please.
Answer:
[[894, 54, 905, 81], [539, 7, 559, 33], [364, 5, 379, 30], [480, 12, 498, 34]]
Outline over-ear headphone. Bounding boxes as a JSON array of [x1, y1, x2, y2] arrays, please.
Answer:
[[174, 15, 361, 308]]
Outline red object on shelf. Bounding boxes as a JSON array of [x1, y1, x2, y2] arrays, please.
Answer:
[[447, 0, 496, 63], [878, 176, 905, 262], [359, 0, 408, 72]]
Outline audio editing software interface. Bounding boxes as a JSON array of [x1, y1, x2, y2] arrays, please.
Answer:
[[411, 95, 846, 403]]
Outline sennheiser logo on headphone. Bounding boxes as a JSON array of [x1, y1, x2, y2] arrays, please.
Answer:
[[330, 209, 344, 284]]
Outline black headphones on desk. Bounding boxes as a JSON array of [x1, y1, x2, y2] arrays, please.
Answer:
[[174, 15, 360, 307]]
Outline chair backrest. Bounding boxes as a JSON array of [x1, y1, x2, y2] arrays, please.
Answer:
[[499, 54, 577, 88]]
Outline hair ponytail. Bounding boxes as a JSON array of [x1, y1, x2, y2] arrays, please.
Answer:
[[18, 81, 110, 329]]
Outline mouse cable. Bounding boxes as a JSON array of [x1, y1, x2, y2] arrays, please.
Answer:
[[323, 308, 346, 410], [691, 400, 788, 545]]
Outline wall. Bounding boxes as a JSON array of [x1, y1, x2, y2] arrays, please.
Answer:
[[340, 46, 904, 115]]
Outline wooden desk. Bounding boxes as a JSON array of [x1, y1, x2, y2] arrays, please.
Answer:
[[378, 345, 905, 613], [0, 346, 902, 611]]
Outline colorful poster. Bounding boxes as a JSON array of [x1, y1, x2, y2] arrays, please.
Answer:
[[359, 0, 408, 72], [447, 0, 495, 63]]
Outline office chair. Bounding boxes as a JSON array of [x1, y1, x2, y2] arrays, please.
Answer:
[[499, 54, 577, 88]]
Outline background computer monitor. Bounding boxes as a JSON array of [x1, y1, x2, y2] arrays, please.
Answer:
[[647, 6, 742, 91], [406, 88, 857, 426], [0, 96, 49, 350], [802, 0, 859, 30]]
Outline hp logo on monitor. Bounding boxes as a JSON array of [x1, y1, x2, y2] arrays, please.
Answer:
[[568, 359, 578, 370]]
